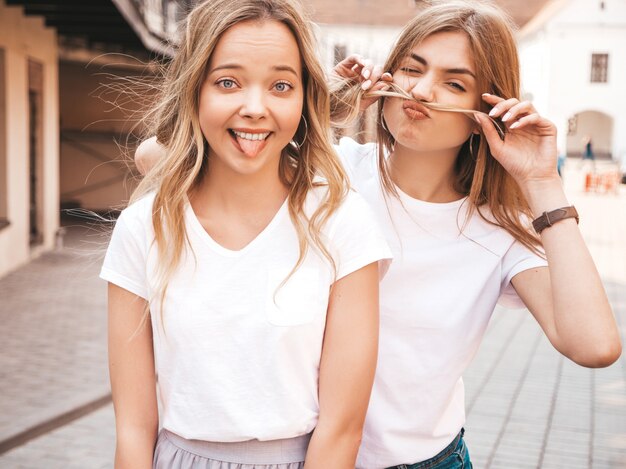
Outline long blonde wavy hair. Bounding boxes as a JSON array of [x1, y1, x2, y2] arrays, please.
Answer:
[[132, 0, 348, 321], [332, 0, 541, 254]]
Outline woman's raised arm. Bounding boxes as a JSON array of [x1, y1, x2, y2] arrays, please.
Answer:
[[477, 94, 622, 368]]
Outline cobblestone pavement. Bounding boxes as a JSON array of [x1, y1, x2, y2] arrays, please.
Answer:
[[0, 163, 624, 468]]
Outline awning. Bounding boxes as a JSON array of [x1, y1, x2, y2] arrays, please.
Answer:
[[5, 0, 174, 56]]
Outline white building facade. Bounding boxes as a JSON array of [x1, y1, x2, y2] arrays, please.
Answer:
[[0, 0, 185, 278], [518, 0, 626, 161], [0, 1, 60, 278]]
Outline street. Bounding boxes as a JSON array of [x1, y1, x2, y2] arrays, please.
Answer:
[[0, 161, 624, 468]]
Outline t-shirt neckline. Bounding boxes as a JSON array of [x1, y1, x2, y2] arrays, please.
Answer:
[[393, 184, 468, 212], [185, 196, 289, 257]]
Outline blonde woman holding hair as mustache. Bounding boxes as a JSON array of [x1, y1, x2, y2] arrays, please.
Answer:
[[103, 0, 391, 468], [136, 2, 621, 468]]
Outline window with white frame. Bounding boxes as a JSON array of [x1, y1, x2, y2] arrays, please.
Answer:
[[590, 53, 608, 83], [334, 44, 347, 66]]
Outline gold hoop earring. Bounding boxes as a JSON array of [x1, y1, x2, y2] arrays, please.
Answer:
[[292, 115, 309, 150], [469, 133, 480, 160], [381, 116, 390, 134]]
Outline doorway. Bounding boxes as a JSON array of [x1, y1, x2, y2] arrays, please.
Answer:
[[28, 59, 44, 246]]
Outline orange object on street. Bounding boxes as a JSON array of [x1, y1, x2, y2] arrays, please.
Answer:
[[584, 172, 593, 192]]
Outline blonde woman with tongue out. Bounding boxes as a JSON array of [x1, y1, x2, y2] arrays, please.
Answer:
[[100, 0, 391, 468]]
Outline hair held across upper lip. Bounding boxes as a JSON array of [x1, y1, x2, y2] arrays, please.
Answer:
[[402, 100, 431, 117]]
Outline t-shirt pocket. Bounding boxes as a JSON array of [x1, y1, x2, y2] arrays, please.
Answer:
[[265, 266, 323, 326]]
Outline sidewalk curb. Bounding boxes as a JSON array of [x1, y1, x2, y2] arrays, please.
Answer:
[[0, 394, 112, 455]]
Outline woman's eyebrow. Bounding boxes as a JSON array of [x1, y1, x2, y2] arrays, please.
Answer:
[[272, 65, 299, 77], [209, 63, 242, 73], [208, 63, 299, 76], [409, 53, 428, 66], [409, 53, 476, 79]]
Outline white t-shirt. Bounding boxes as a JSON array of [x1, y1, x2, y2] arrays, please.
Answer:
[[335, 138, 547, 469], [100, 187, 391, 442]]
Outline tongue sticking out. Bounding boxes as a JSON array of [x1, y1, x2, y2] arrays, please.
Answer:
[[237, 135, 268, 158]]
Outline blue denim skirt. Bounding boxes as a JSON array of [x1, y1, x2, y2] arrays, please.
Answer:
[[388, 428, 473, 469]]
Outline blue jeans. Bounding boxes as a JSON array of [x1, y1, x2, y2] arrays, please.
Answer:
[[388, 429, 473, 469]]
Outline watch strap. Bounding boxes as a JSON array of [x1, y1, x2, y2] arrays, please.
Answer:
[[532, 206, 579, 234]]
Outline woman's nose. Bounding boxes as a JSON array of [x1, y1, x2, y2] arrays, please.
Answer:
[[239, 87, 267, 119], [409, 77, 435, 102]]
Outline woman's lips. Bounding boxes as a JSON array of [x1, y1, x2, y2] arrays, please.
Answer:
[[402, 101, 431, 121], [228, 129, 272, 158]]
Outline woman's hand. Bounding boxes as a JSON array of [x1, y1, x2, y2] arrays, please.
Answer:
[[334, 54, 392, 111], [135, 136, 166, 176], [475, 93, 559, 190]]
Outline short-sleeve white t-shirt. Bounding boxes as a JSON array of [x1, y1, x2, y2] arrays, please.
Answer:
[[335, 137, 548, 468], [100, 187, 391, 443]]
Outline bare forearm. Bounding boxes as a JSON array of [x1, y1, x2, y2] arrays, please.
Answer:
[[108, 285, 159, 468], [522, 178, 620, 365], [304, 424, 362, 469], [114, 425, 158, 469]]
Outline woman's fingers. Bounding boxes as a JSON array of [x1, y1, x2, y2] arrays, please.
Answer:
[[481, 93, 505, 104], [360, 59, 374, 78], [359, 59, 375, 89], [474, 113, 504, 155], [501, 101, 535, 124], [367, 65, 384, 87], [360, 80, 390, 111], [363, 71, 393, 91], [509, 113, 556, 134], [482, 94, 521, 117], [335, 53, 389, 94], [481, 94, 557, 136], [336, 54, 365, 79], [369, 80, 391, 93], [482, 94, 540, 126], [335, 54, 386, 92], [487, 98, 520, 118], [345, 54, 365, 67], [509, 113, 539, 129]]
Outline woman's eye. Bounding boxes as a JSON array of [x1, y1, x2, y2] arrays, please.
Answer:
[[400, 67, 421, 74], [448, 82, 466, 92], [217, 79, 236, 89], [274, 81, 292, 92]]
